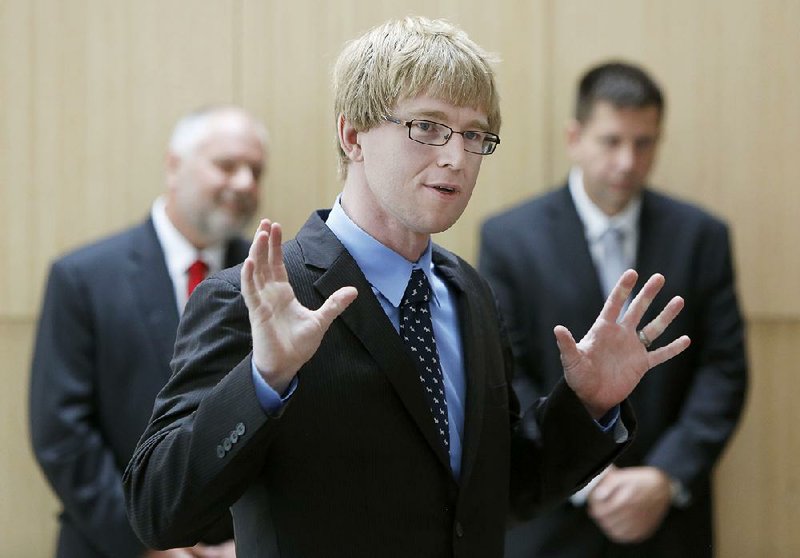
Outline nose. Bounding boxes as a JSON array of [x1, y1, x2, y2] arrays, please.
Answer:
[[230, 165, 256, 190], [437, 133, 468, 169], [616, 144, 635, 172]]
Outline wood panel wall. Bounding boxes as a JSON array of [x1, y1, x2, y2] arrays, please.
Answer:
[[1, 1, 796, 555]]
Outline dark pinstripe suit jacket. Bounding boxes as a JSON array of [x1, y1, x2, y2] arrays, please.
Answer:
[[124, 209, 634, 558], [479, 185, 747, 558]]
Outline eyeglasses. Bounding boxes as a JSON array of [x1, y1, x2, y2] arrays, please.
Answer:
[[385, 117, 500, 155]]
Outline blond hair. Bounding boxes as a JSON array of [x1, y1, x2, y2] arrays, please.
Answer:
[[332, 16, 501, 177]]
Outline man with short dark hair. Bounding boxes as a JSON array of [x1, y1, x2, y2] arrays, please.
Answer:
[[479, 61, 747, 557]]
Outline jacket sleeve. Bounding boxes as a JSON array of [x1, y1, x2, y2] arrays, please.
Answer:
[[478, 268, 636, 520], [644, 221, 748, 488], [123, 274, 282, 550], [29, 261, 146, 558]]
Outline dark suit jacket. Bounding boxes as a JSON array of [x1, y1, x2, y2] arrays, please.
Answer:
[[124, 210, 635, 558], [29, 218, 247, 558], [479, 185, 748, 558]]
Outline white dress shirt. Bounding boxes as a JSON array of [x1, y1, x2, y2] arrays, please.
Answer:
[[150, 196, 225, 313], [567, 166, 642, 275]]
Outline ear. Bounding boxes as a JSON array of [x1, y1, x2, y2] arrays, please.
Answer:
[[164, 151, 182, 188], [565, 119, 583, 160], [338, 114, 363, 163]]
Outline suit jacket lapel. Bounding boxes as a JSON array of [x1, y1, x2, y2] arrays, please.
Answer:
[[223, 237, 249, 269], [296, 212, 453, 473], [433, 248, 486, 484], [551, 186, 607, 304], [128, 219, 180, 378], [634, 191, 668, 315]]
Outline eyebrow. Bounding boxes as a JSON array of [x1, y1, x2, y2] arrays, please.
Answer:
[[408, 110, 490, 132]]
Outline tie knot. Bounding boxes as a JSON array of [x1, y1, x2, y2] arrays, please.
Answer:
[[401, 268, 431, 306], [603, 225, 625, 242], [188, 259, 209, 277], [187, 259, 209, 297]]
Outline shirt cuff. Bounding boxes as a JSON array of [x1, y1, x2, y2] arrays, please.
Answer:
[[251, 360, 297, 416], [670, 478, 692, 508], [593, 405, 629, 443]]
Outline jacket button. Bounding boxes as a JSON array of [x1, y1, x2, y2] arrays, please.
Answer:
[[222, 438, 232, 451], [236, 422, 245, 436], [216, 445, 225, 459], [455, 521, 464, 538], [230, 430, 239, 443]]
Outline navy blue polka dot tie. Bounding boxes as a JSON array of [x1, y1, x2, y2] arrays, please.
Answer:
[[400, 269, 450, 455]]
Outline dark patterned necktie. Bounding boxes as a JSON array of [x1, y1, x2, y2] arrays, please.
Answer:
[[400, 269, 450, 455]]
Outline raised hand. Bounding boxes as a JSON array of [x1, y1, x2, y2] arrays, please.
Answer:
[[554, 270, 690, 419], [241, 220, 358, 393]]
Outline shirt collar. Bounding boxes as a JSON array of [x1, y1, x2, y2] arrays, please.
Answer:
[[568, 166, 642, 242], [325, 195, 436, 308], [151, 196, 226, 276]]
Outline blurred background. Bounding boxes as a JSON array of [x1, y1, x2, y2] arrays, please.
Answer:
[[1, 0, 797, 555]]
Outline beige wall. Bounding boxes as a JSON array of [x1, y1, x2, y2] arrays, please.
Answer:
[[1, 0, 797, 555]]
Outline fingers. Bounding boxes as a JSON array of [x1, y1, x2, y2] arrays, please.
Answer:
[[245, 219, 271, 291], [266, 222, 284, 272], [590, 469, 621, 503], [316, 286, 359, 328], [621, 273, 689, 359], [647, 335, 691, 368], [598, 269, 638, 323], [619, 273, 665, 328], [241, 219, 288, 297], [638, 295, 685, 345], [252, 220, 286, 281], [553, 325, 579, 368]]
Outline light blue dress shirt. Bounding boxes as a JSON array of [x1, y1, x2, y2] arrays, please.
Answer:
[[324, 198, 467, 478], [251, 197, 621, 477]]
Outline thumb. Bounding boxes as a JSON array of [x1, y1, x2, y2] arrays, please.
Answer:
[[315, 286, 358, 328], [554, 325, 580, 369], [591, 471, 619, 502]]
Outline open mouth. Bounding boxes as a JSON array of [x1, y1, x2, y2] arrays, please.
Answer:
[[428, 184, 458, 194]]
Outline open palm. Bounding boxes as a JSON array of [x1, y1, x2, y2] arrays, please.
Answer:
[[555, 270, 690, 419], [241, 220, 358, 394]]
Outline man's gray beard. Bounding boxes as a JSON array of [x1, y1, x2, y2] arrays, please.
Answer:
[[200, 209, 250, 243]]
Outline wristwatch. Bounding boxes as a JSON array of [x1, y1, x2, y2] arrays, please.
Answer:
[[669, 478, 692, 508]]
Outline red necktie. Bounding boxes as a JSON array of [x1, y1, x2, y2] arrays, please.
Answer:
[[187, 259, 209, 298]]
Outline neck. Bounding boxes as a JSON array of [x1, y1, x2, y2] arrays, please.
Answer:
[[340, 174, 429, 263], [164, 200, 210, 250]]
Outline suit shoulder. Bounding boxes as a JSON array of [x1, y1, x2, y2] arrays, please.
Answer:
[[207, 237, 303, 289], [645, 190, 728, 230], [482, 188, 565, 231], [225, 236, 251, 263], [432, 245, 491, 294], [212, 263, 244, 289], [51, 221, 149, 272]]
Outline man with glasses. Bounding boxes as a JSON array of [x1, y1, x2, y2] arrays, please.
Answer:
[[125, 19, 690, 558], [479, 62, 747, 557]]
